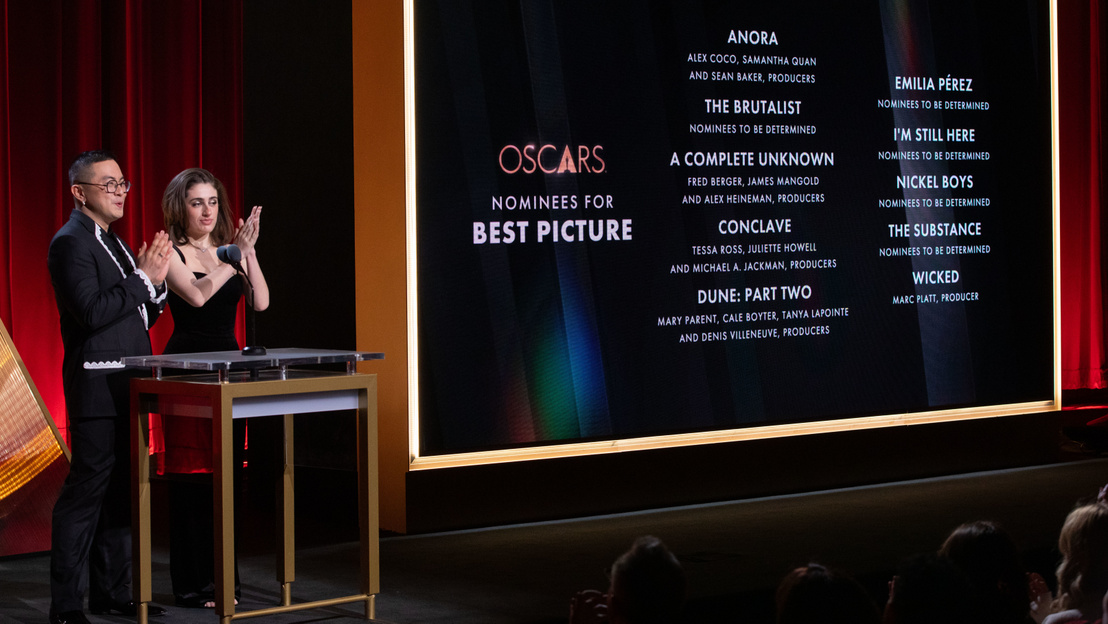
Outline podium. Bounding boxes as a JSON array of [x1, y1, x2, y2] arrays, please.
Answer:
[[124, 349, 384, 624]]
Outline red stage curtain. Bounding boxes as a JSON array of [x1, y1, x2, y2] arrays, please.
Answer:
[[1061, 1, 1108, 389], [0, 0, 242, 440]]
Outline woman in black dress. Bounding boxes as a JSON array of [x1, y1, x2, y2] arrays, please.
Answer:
[[159, 167, 269, 608]]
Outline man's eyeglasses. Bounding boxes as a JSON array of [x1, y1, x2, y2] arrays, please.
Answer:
[[75, 179, 132, 194]]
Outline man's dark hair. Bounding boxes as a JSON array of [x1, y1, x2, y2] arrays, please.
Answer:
[[609, 536, 686, 624], [775, 562, 881, 624], [888, 554, 975, 624], [939, 520, 1030, 624], [68, 150, 117, 186]]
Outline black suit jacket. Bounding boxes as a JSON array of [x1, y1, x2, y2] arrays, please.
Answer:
[[48, 209, 166, 420]]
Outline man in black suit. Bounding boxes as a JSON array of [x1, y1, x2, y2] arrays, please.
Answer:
[[47, 150, 171, 624]]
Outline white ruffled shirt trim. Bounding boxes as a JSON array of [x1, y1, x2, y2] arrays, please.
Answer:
[[135, 268, 167, 305], [83, 360, 126, 370], [93, 225, 164, 330]]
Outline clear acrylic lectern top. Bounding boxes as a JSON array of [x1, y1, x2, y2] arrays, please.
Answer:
[[122, 347, 384, 381]]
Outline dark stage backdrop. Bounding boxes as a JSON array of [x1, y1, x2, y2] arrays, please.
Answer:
[[242, 0, 355, 355], [242, 0, 357, 471], [413, 0, 1060, 457]]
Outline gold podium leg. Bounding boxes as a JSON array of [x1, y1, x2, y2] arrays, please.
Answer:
[[358, 378, 380, 619], [132, 390, 152, 624], [278, 412, 295, 605], [214, 395, 235, 623]]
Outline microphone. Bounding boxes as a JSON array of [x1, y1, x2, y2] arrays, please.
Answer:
[[216, 244, 243, 272], [217, 243, 267, 356]]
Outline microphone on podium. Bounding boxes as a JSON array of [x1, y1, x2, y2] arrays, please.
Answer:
[[217, 244, 266, 356], [216, 244, 243, 272]]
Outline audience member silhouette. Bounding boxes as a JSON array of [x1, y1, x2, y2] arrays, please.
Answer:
[[569, 535, 686, 624], [774, 561, 880, 624], [883, 554, 976, 624], [939, 520, 1041, 624]]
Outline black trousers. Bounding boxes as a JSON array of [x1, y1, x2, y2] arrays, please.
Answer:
[[168, 476, 241, 603], [167, 418, 245, 604], [50, 416, 131, 613]]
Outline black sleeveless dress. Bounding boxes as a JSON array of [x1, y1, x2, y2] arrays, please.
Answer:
[[162, 245, 244, 606], [164, 247, 243, 354]]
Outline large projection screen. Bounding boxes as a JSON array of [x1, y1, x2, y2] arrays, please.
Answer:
[[406, 0, 1059, 469]]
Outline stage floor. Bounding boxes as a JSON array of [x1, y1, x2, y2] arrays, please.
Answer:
[[3, 457, 1107, 624]]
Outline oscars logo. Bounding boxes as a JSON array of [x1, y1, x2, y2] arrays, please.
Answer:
[[498, 143, 605, 174]]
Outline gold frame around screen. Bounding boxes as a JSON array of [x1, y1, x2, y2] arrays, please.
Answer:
[[403, 0, 1062, 471]]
